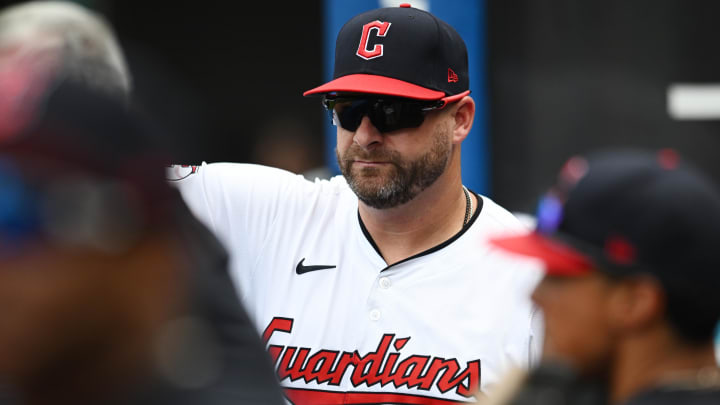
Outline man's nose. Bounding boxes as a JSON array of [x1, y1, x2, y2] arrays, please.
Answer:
[[352, 116, 383, 150]]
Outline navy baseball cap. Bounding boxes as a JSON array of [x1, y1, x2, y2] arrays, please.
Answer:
[[491, 150, 720, 296], [303, 3, 470, 101]]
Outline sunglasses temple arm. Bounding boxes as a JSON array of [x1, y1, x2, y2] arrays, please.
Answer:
[[438, 90, 471, 108]]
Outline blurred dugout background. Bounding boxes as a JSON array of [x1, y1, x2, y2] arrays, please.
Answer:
[[2, 0, 719, 213]]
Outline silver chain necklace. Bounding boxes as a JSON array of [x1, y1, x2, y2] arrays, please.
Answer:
[[462, 186, 472, 226]]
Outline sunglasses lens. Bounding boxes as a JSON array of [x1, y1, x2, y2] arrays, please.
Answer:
[[335, 99, 369, 132], [324, 97, 438, 133], [370, 100, 426, 133]]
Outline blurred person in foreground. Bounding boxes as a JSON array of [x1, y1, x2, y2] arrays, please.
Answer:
[[171, 3, 541, 403], [0, 2, 284, 404], [0, 57, 283, 405], [0, 0, 130, 100], [487, 149, 720, 405]]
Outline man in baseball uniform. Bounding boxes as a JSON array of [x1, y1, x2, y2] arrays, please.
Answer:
[[172, 4, 542, 403]]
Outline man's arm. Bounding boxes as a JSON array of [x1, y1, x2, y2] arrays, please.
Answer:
[[167, 162, 329, 297]]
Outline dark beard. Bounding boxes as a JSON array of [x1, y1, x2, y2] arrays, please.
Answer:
[[336, 128, 451, 209]]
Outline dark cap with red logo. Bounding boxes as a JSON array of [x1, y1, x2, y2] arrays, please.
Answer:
[[491, 149, 720, 300], [304, 3, 469, 100]]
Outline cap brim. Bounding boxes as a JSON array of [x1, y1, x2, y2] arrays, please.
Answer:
[[491, 232, 594, 276], [303, 74, 446, 100]]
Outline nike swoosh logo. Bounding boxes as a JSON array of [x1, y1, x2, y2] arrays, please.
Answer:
[[296, 258, 337, 275]]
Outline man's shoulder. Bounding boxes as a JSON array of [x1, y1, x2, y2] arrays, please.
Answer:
[[167, 162, 304, 183], [476, 194, 529, 233], [168, 162, 350, 195]]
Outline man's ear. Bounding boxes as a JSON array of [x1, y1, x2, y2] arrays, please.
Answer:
[[608, 276, 665, 332], [451, 96, 475, 144]]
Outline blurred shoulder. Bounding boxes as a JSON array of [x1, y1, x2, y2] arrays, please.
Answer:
[[477, 194, 531, 233]]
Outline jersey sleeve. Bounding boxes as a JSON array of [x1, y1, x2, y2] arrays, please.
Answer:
[[479, 197, 545, 375], [167, 162, 319, 296], [528, 306, 544, 367], [503, 264, 544, 372]]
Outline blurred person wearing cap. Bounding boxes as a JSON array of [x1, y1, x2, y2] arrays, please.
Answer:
[[0, 1, 131, 100], [489, 150, 720, 405], [172, 4, 541, 403], [0, 60, 284, 405], [0, 4, 284, 405]]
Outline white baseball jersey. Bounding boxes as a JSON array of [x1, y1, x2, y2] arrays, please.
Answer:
[[169, 163, 543, 404]]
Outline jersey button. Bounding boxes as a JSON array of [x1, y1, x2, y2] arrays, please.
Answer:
[[379, 277, 392, 289], [369, 309, 381, 321]]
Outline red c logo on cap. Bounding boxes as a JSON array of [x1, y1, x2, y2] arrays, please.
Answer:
[[356, 21, 392, 60]]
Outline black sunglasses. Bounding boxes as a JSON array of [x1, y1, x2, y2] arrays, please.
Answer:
[[322, 95, 451, 133]]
